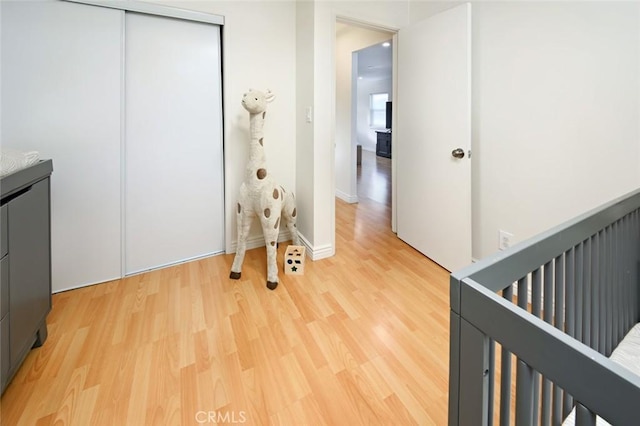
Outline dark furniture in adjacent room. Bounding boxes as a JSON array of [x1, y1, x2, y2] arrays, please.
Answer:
[[376, 131, 392, 158], [1, 160, 53, 394]]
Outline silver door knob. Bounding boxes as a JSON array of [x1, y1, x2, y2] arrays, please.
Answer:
[[452, 148, 465, 159]]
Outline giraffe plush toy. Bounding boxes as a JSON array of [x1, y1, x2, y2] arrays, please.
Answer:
[[229, 89, 300, 290]]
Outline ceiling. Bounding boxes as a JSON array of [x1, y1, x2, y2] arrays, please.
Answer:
[[356, 40, 393, 81]]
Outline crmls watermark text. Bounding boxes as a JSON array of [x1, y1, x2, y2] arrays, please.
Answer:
[[195, 411, 247, 424]]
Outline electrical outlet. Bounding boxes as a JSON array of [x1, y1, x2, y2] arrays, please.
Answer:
[[499, 230, 514, 251]]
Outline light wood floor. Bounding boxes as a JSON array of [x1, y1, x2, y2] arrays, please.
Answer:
[[357, 149, 391, 206], [1, 154, 451, 425]]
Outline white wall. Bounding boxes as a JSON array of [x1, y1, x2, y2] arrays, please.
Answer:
[[335, 23, 393, 203], [324, 0, 640, 263], [356, 78, 392, 152], [471, 1, 640, 259], [141, 1, 640, 267], [145, 1, 298, 253]]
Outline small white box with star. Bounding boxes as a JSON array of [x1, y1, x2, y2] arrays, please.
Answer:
[[284, 245, 306, 275]]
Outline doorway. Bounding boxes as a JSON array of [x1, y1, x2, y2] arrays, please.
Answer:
[[335, 21, 395, 213], [354, 42, 393, 207]]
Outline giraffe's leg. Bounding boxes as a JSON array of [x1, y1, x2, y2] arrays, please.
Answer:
[[282, 191, 300, 246], [259, 209, 281, 290], [230, 199, 253, 279]]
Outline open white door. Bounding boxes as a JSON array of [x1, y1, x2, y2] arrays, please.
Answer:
[[396, 3, 472, 272]]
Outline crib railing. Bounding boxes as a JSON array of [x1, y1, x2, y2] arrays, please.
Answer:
[[449, 188, 640, 426]]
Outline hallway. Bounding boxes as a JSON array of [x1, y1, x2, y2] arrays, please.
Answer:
[[357, 149, 391, 207]]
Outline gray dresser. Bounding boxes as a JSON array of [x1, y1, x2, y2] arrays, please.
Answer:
[[1, 160, 53, 394]]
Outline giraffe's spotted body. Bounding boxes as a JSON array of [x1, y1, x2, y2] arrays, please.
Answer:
[[230, 89, 300, 290]]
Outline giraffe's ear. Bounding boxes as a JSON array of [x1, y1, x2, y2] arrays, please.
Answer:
[[265, 90, 275, 103]]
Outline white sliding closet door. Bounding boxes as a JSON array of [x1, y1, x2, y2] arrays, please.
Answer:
[[1, 1, 123, 292], [124, 13, 224, 274]]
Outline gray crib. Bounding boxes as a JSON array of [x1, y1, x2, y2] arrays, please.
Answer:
[[449, 189, 640, 425]]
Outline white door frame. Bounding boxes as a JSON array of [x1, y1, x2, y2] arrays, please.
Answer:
[[335, 15, 400, 233]]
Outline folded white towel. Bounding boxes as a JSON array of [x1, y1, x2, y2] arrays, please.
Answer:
[[0, 148, 40, 177]]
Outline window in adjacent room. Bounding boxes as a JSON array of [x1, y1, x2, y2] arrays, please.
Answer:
[[369, 92, 388, 129]]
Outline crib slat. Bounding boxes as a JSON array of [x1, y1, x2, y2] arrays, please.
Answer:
[[617, 215, 624, 319], [531, 265, 548, 424], [554, 255, 564, 329], [631, 212, 636, 326], [541, 262, 553, 425], [632, 210, 639, 324], [532, 268, 542, 318], [583, 238, 591, 348], [624, 213, 631, 336], [623, 215, 631, 334], [517, 277, 528, 310], [619, 213, 627, 326], [575, 242, 584, 343], [553, 255, 564, 425], [590, 234, 599, 351], [543, 261, 553, 324], [541, 373, 551, 426], [488, 339, 495, 426], [618, 216, 625, 339], [624, 215, 633, 332], [500, 285, 514, 426], [632, 211, 636, 326], [515, 278, 534, 425], [566, 248, 575, 337], [563, 247, 575, 418], [627, 213, 634, 333], [618, 216, 625, 343], [605, 225, 613, 356], [628, 212, 638, 330], [516, 359, 534, 426], [613, 220, 620, 345], [597, 232, 603, 353], [633, 209, 640, 320], [499, 345, 512, 426], [598, 231, 606, 354]]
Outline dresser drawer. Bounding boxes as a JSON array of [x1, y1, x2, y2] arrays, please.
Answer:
[[0, 256, 7, 319], [1, 205, 6, 258]]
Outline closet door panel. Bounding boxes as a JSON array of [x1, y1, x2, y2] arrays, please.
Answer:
[[1, 1, 123, 292], [124, 13, 224, 274]]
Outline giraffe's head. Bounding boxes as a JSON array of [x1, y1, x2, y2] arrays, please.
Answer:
[[241, 89, 275, 114]]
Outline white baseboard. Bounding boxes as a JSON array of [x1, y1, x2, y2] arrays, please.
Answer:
[[308, 243, 334, 260], [335, 190, 358, 204], [229, 230, 295, 253], [292, 233, 333, 260], [228, 230, 334, 261]]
